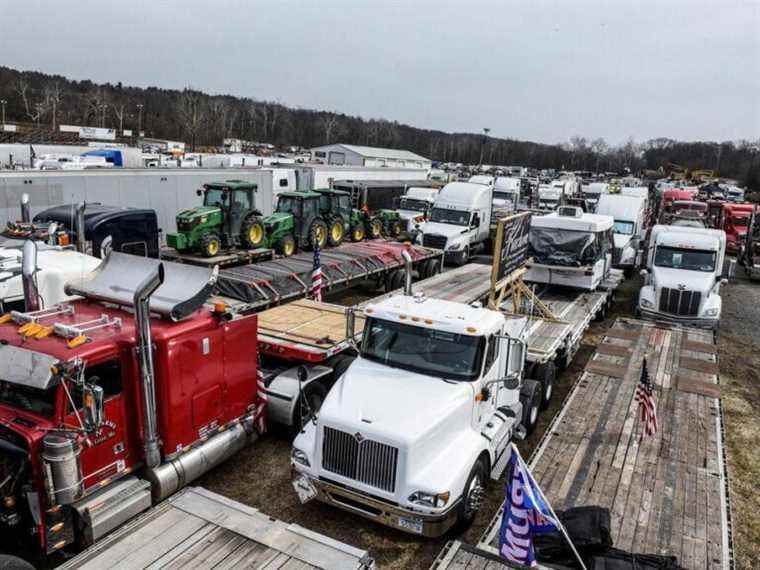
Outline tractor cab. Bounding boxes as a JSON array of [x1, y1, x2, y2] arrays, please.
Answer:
[[263, 191, 328, 256], [167, 180, 264, 257]]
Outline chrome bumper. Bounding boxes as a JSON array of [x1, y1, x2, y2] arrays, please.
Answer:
[[299, 473, 460, 538], [639, 308, 719, 330]]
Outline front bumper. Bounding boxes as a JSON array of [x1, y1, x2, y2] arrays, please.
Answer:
[[443, 249, 467, 265], [638, 307, 719, 330], [295, 472, 460, 537]]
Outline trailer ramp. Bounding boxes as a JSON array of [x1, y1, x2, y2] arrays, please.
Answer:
[[61, 487, 374, 569]]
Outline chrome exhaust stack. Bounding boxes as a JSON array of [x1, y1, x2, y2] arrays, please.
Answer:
[[134, 263, 164, 469], [76, 203, 86, 253], [20, 193, 31, 223], [401, 249, 413, 296], [22, 240, 40, 312]]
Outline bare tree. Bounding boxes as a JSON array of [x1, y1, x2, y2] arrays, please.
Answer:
[[113, 103, 126, 133], [319, 113, 340, 145], [590, 137, 608, 173], [177, 88, 206, 151], [14, 77, 46, 123], [43, 82, 63, 132]]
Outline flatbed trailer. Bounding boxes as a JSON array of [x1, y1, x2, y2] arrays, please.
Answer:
[[60, 487, 374, 569], [454, 318, 732, 570], [161, 245, 274, 267], [214, 239, 442, 313]]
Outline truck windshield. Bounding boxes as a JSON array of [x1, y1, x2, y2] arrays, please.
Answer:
[[204, 189, 226, 207], [361, 318, 485, 381], [399, 198, 429, 212], [493, 191, 516, 203], [429, 208, 470, 226], [277, 196, 302, 216], [654, 246, 716, 272], [613, 220, 635, 235], [0, 381, 56, 417]]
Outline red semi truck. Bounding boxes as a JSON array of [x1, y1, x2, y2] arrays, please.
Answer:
[[0, 253, 265, 558], [716, 202, 753, 254]]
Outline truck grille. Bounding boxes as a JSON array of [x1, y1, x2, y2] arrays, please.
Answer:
[[422, 234, 447, 250], [659, 287, 701, 316], [322, 427, 399, 493]]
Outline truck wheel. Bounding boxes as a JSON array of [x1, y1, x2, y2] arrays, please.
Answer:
[[368, 218, 383, 239], [200, 233, 222, 257], [420, 259, 438, 279], [351, 224, 365, 242], [308, 220, 328, 250], [328, 219, 344, 247], [276, 234, 296, 257], [389, 219, 402, 238], [0, 555, 35, 570], [457, 246, 470, 266], [456, 459, 487, 530], [293, 381, 327, 432], [535, 361, 556, 410], [240, 217, 265, 249], [520, 379, 542, 435], [387, 269, 405, 292]]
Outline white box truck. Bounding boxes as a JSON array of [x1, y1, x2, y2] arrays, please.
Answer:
[[418, 182, 492, 265], [596, 193, 647, 274], [291, 275, 541, 537], [524, 206, 615, 291], [638, 225, 727, 329]]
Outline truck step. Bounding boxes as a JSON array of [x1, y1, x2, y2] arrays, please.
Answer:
[[73, 476, 152, 546], [512, 424, 527, 441]]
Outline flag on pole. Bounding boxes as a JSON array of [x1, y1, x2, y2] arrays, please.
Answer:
[[499, 444, 561, 567], [635, 357, 658, 438], [309, 235, 323, 302]]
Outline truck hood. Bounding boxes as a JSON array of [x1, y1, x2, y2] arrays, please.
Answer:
[[653, 267, 716, 294], [397, 209, 425, 222], [0, 404, 54, 449], [263, 212, 292, 226], [176, 206, 219, 221], [421, 222, 469, 240], [319, 357, 473, 446]]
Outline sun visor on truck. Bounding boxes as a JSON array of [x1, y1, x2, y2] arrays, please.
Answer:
[[66, 252, 218, 321], [0, 344, 60, 390]]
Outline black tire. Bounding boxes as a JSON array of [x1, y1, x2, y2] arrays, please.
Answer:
[[276, 234, 296, 257], [328, 218, 345, 247], [594, 299, 608, 322], [534, 361, 556, 410], [424, 258, 441, 278], [0, 555, 35, 570], [308, 220, 329, 250], [293, 381, 327, 432], [368, 218, 383, 239], [389, 219, 402, 238], [200, 233, 222, 258], [350, 224, 365, 242], [520, 379, 542, 435], [240, 216, 265, 249], [387, 269, 405, 292], [456, 246, 470, 266], [456, 459, 487, 530]]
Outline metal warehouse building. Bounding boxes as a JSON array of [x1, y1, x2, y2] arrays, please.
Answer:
[[310, 143, 431, 169]]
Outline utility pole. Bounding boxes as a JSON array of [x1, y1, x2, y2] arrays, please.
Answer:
[[0, 99, 6, 126], [136, 104, 143, 141], [479, 127, 490, 166]]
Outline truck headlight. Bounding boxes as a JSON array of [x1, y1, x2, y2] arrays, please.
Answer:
[[408, 490, 450, 508], [447, 242, 461, 251], [640, 298, 654, 309], [291, 448, 310, 467], [704, 307, 720, 317]]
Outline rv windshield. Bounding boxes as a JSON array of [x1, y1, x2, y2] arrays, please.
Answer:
[[654, 246, 716, 272], [0, 381, 56, 417], [399, 198, 429, 212], [361, 318, 485, 381], [429, 208, 470, 226], [613, 221, 635, 235]]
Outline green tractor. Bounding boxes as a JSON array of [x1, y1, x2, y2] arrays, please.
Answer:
[[166, 181, 265, 257], [313, 188, 374, 244], [263, 191, 332, 256]]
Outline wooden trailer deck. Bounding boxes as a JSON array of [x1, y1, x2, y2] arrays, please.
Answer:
[[61, 487, 374, 570], [473, 318, 732, 569]]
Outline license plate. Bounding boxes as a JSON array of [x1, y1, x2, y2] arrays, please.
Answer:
[[292, 475, 318, 504], [397, 515, 424, 534]]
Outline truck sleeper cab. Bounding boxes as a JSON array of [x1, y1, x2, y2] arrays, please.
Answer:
[[595, 194, 647, 274], [638, 225, 727, 329], [291, 294, 539, 537]]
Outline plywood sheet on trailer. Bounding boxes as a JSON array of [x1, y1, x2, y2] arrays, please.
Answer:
[[258, 300, 365, 348], [477, 319, 731, 569]]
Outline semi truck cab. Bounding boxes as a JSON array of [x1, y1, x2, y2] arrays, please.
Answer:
[[638, 225, 727, 329], [291, 292, 538, 537]]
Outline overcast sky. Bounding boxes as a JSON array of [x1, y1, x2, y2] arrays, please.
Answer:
[[4, 0, 759, 145]]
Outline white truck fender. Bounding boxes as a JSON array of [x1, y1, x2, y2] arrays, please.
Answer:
[[264, 365, 333, 426]]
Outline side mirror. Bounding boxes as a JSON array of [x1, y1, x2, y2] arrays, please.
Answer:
[[297, 365, 308, 384], [196, 188, 202, 197], [83, 383, 104, 432], [640, 269, 648, 277], [502, 375, 520, 389], [345, 307, 358, 350]]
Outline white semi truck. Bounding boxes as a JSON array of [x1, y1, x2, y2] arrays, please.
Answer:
[[291, 280, 539, 537], [396, 186, 439, 231], [596, 193, 648, 274], [638, 225, 727, 329]]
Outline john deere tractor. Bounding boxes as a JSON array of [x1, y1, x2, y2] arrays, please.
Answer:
[[166, 180, 265, 257], [314, 188, 374, 244], [262, 191, 331, 256]]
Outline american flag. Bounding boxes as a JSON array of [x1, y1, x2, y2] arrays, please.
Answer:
[[310, 235, 323, 302], [635, 358, 658, 439]]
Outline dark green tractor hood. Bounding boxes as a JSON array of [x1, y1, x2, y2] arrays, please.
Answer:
[[263, 212, 293, 226], [176, 206, 221, 222]]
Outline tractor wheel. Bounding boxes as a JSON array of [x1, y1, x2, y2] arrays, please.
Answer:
[[351, 224, 365, 242], [368, 218, 383, 239], [389, 219, 402, 238], [200, 233, 222, 258], [276, 234, 296, 257], [240, 216, 265, 249], [308, 220, 329, 250], [328, 219, 344, 247]]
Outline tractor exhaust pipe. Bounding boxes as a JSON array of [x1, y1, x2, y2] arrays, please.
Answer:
[[20, 194, 31, 223], [134, 263, 164, 469], [76, 203, 86, 253], [401, 249, 413, 296], [22, 240, 40, 312]]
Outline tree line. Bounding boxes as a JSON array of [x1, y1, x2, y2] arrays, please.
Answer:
[[0, 66, 757, 189]]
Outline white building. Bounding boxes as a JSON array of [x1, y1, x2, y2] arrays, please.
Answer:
[[310, 143, 431, 170]]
